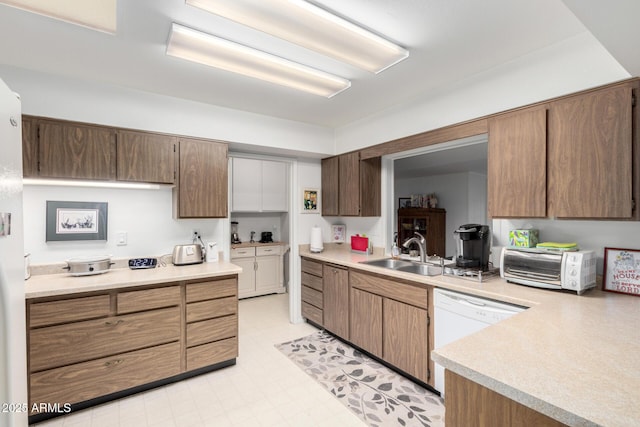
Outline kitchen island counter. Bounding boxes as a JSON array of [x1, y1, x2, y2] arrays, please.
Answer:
[[300, 245, 640, 427], [25, 261, 242, 299]]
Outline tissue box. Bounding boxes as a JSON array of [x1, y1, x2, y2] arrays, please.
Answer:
[[509, 229, 539, 248], [350, 235, 369, 253]]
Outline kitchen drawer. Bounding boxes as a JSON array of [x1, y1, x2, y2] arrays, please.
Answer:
[[117, 285, 180, 314], [186, 315, 237, 347], [301, 271, 323, 291], [256, 245, 281, 256], [29, 306, 180, 372], [301, 258, 323, 277], [29, 294, 110, 328], [302, 302, 323, 325], [231, 247, 256, 258], [186, 296, 236, 323], [29, 342, 181, 412], [186, 337, 237, 371], [302, 285, 323, 309], [350, 271, 428, 309], [186, 277, 237, 303]]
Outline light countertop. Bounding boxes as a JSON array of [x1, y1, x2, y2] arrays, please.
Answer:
[[25, 261, 242, 299], [300, 246, 640, 427]]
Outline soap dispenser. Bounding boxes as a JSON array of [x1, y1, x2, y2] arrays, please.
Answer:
[[391, 232, 400, 259]]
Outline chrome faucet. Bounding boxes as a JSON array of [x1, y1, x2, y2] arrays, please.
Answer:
[[403, 232, 427, 263]]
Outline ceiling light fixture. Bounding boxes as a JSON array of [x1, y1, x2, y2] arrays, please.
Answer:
[[23, 178, 166, 190], [185, 0, 409, 73], [0, 0, 117, 34], [166, 23, 351, 98]]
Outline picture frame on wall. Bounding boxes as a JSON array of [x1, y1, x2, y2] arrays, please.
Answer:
[[302, 188, 320, 214], [46, 201, 108, 241], [602, 247, 640, 297]]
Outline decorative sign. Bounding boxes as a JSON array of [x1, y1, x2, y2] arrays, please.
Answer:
[[603, 247, 640, 296], [332, 224, 346, 243]]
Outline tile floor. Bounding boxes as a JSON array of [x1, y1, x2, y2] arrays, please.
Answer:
[[33, 293, 365, 427]]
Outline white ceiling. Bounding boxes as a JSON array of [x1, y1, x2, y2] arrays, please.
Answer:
[[0, 0, 596, 128]]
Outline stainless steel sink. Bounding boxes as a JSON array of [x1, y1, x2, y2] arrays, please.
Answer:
[[396, 263, 442, 276], [358, 258, 442, 276], [359, 258, 414, 269]]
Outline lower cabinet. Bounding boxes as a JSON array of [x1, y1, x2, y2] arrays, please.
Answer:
[[445, 370, 568, 427], [26, 275, 238, 418], [300, 258, 432, 386], [232, 245, 286, 299]]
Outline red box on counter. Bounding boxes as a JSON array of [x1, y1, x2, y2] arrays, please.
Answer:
[[350, 235, 369, 253]]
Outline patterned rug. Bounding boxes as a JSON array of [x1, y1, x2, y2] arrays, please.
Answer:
[[275, 330, 445, 427]]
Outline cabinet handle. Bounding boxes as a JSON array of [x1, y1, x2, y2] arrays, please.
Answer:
[[104, 359, 123, 367], [263, 249, 273, 252], [254, 262, 258, 271], [104, 319, 123, 326]]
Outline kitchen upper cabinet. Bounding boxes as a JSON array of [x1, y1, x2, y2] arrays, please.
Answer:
[[38, 119, 116, 180], [322, 264, 349, 338], [321, 152, 381, 216], [548, 85, 635, 219], [117, 130, 176, 184], [176, 137, 228, 218], [22, 115, 38, 178], [231, 158, 288, 212], [488, 107, 547, 218]]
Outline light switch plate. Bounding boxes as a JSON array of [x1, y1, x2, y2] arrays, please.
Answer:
[[116, 231, 127, 246], [0, 212, 11, 237]]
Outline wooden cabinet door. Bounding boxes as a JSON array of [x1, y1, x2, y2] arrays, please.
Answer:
[[322, 264, 349, 338], [349, 287, 382, 358], [262, 160, 288, 211], [117, 130, 176, 184], [360, 156, 381, 216], [488, 107, 547, 218], [231, 157, 261, 211], [321, 156, 339, 216], [383, 298, 429, 383], [22, 116, 38, 177], [548, 85, 634, 218], [39, 120, 116, 180], [177, 137, 228, 218], [233, 257, 256, 296], [339, 152, 361, 216]]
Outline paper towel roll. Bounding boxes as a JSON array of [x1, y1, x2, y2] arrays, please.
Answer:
[[310, 226, 324, 253]]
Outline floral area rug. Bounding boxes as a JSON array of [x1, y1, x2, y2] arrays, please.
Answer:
[[275, 330, 445, 427]]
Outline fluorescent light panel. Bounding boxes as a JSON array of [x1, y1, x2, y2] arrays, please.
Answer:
[[0, 0, 116, 33], [185, 0, 409, 73], [166, 23, 350, 98], [23, 178, 164, 190]]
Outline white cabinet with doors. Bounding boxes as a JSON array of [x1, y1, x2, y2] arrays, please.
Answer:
[[231, 158, 288, 212], [231, 244, 287, 299]]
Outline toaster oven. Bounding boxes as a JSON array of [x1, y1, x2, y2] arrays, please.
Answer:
[[500, 247, 596, 294]]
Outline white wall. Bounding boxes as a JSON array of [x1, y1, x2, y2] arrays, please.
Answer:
[[395, 172, 487, 257], [23, 185, 225, 264], [0, 65, 335, 158], [335, 32, 630, 153]]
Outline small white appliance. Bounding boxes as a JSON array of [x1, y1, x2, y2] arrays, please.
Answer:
[[206, 242, 219, 262], [310, 226, 323, 253], [500, 247, 596, 294]]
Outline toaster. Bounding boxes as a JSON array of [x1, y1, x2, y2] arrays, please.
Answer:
[[172, 244, 203, 265]]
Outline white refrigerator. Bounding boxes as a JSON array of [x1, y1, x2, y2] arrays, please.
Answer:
[[0, 77, 28, 426]]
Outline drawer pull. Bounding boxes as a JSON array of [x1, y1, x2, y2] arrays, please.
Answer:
[[263, 249, 273, 252], [104, 359, 123, 367], [104, 319, 123, 326]]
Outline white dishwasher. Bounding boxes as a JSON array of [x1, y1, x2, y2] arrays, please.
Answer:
[[433, 288, 525, 397]]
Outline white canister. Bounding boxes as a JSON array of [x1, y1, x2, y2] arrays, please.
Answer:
[[205, 242, 219, 262], [310, 226, 324, 253]]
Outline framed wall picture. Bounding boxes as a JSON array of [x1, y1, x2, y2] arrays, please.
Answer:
[[332, 224, 346, 243], [46, 201, 108, 241], [302, 188, 320, 214], [603, 247, 640, 296]]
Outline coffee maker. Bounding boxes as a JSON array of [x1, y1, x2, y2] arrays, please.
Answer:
[[453, 224, 491, 270], [230, 221, 241, 244]]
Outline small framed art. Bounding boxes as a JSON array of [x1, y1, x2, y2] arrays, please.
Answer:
[[46, 201, 108, 242], [332, 224, 346, 243], [603, 247, 640, 296]]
